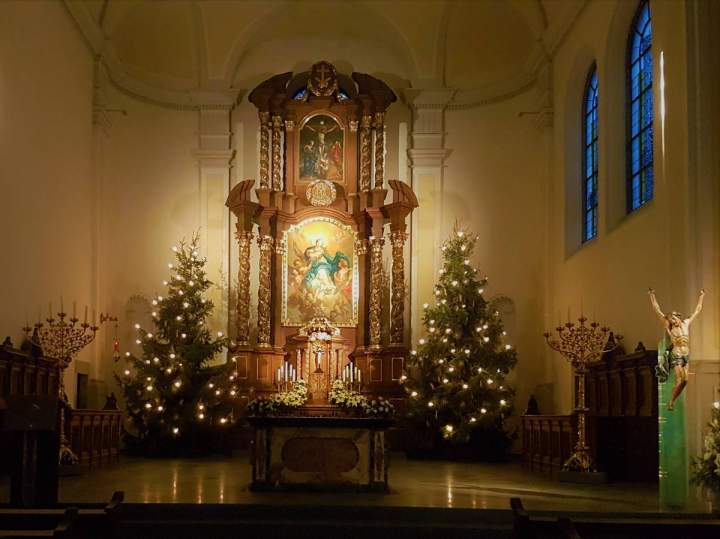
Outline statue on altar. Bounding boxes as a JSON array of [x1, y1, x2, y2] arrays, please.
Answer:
[[648, 288, 705, 410]]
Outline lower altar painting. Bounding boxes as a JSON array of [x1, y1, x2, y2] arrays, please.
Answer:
[[283, 217, 358, 327]]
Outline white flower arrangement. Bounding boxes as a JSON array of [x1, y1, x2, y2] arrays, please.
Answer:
[[329, 379, 395, 418], [691, 403, 720, 494], [247, 380, 309, 416]]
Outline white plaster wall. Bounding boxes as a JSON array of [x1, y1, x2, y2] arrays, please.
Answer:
[[548, 0, 720, 460], [98, 88, 200, 393], [0, 0, 95, 404], [443, 92, 548, 424]]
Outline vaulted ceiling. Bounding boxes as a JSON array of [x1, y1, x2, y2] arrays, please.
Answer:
[[65, 0, 586, 108]]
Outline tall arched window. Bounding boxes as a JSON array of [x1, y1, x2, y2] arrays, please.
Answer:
[[583, 65, 599, 242], [627, 0, 653, 212]]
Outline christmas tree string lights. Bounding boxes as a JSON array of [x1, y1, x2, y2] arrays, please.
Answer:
[[403, 226, 517, 445], [116, 234, 234, 452]]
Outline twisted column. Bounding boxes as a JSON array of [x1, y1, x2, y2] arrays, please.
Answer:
[[271, 115, 283, 191], [259, 112, 270, 189], [368, 236, 385, 347], [257, 235, 275, 346], [235, 229, 253, 345], [373, 112, 385, 189], [360, 115, 372, 191], [389, 231, 407, 345]]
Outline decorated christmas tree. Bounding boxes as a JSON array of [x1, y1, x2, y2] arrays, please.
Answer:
[[116, 235, 234, 453], [691, 401, 720, 495], [403, 226, 517, 456]]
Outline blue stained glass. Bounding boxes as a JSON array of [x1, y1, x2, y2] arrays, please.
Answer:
[[642, 128, 654, 166], [642, 95, 653, 127], [627, 0, 653, 211], [582, 64, 599, 242], [632, 137, 640, 173]]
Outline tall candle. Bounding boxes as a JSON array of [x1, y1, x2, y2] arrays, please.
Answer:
[[49, 302, 52, 318], [84, 306, 88, 324], [73, 301, 77, 318], [60, 296, 64, 313]]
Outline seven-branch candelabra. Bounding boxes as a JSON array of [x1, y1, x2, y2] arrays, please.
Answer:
[[544, 315, 621, 473], [23, 302, 108, 465]]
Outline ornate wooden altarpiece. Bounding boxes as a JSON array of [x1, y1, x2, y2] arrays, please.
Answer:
[[226, 61, 418, 410]]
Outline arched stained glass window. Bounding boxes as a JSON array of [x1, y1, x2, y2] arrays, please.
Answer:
[[583, 65, 599, 242], [627, 0, 653, 212]]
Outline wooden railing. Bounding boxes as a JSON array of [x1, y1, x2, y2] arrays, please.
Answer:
[[522, 347, 658, 481], [0, 344, 59, 400], [67, 409, 122, 466], [2, 342, 123, 468], [521, 414, 575, 473]]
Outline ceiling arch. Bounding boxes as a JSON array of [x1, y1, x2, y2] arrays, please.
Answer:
[[64, 0, 585, 109]]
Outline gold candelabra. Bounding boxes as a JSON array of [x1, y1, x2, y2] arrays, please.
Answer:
[[544, 315, 621, 473], [23, 302, 110, 465]]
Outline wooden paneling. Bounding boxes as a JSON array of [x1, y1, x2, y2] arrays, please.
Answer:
[[522, 349, 658, 481], [521, 415, 575, 474], [67, 409, 122, 467]]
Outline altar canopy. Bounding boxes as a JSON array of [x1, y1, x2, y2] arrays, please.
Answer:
[[226, 61, 418, 407]]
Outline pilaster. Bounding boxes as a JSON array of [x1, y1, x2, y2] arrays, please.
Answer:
[[404, 88, 455, 344], [196, 108, 235, 334]]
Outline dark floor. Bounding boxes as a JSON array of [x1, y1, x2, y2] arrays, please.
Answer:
[[2, 453, 715, 513], [0, 453, 709, 513]]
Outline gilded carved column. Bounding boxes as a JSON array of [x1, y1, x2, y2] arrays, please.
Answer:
[[259, 112, 270, 189], [373, 112, 385, 189], [359, 114, 372, 191], [368, 236, 385, 347], [257, 235, 275, 346], [271, 115, 283, 191], [389, 231, 407, 346], [235, 229, 253, 345]]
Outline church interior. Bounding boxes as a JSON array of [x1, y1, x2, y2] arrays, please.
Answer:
[[1, 0, 720, 537]]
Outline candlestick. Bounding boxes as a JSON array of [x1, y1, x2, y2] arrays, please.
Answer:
[[544, 316, 621, 473]]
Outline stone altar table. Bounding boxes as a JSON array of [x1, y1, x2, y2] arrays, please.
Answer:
[[248, 414, 391, 492]]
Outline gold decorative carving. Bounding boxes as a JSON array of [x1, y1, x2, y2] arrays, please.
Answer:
[[373, 112, 385, 189], [274, 238, 287, 256], [368, 236, 385, 347], [355, 238, 368, 256], [257, 235, 275, 346], [305, 179, 337, 207], [259, 112, 270, 189], [389, 231, 407, 345], [349, 120, 359, 132], [359, 115, 372, 191], [307, 60, 339, 97], [285, 120, 295, 132], [272, 115, 283, 191], [235, 229, 254, 345]]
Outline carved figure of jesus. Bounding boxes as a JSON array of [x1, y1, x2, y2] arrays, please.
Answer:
[[648, 288, 705, 410]]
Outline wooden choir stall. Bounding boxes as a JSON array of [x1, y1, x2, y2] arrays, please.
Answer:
[[226, 61, 417, 491]]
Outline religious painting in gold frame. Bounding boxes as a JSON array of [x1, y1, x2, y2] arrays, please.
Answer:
[[298, 113, 344, 184], [282, 217, 358, 327]]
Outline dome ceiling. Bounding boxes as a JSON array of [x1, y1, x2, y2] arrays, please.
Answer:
[[66, 0, 586, 108]]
